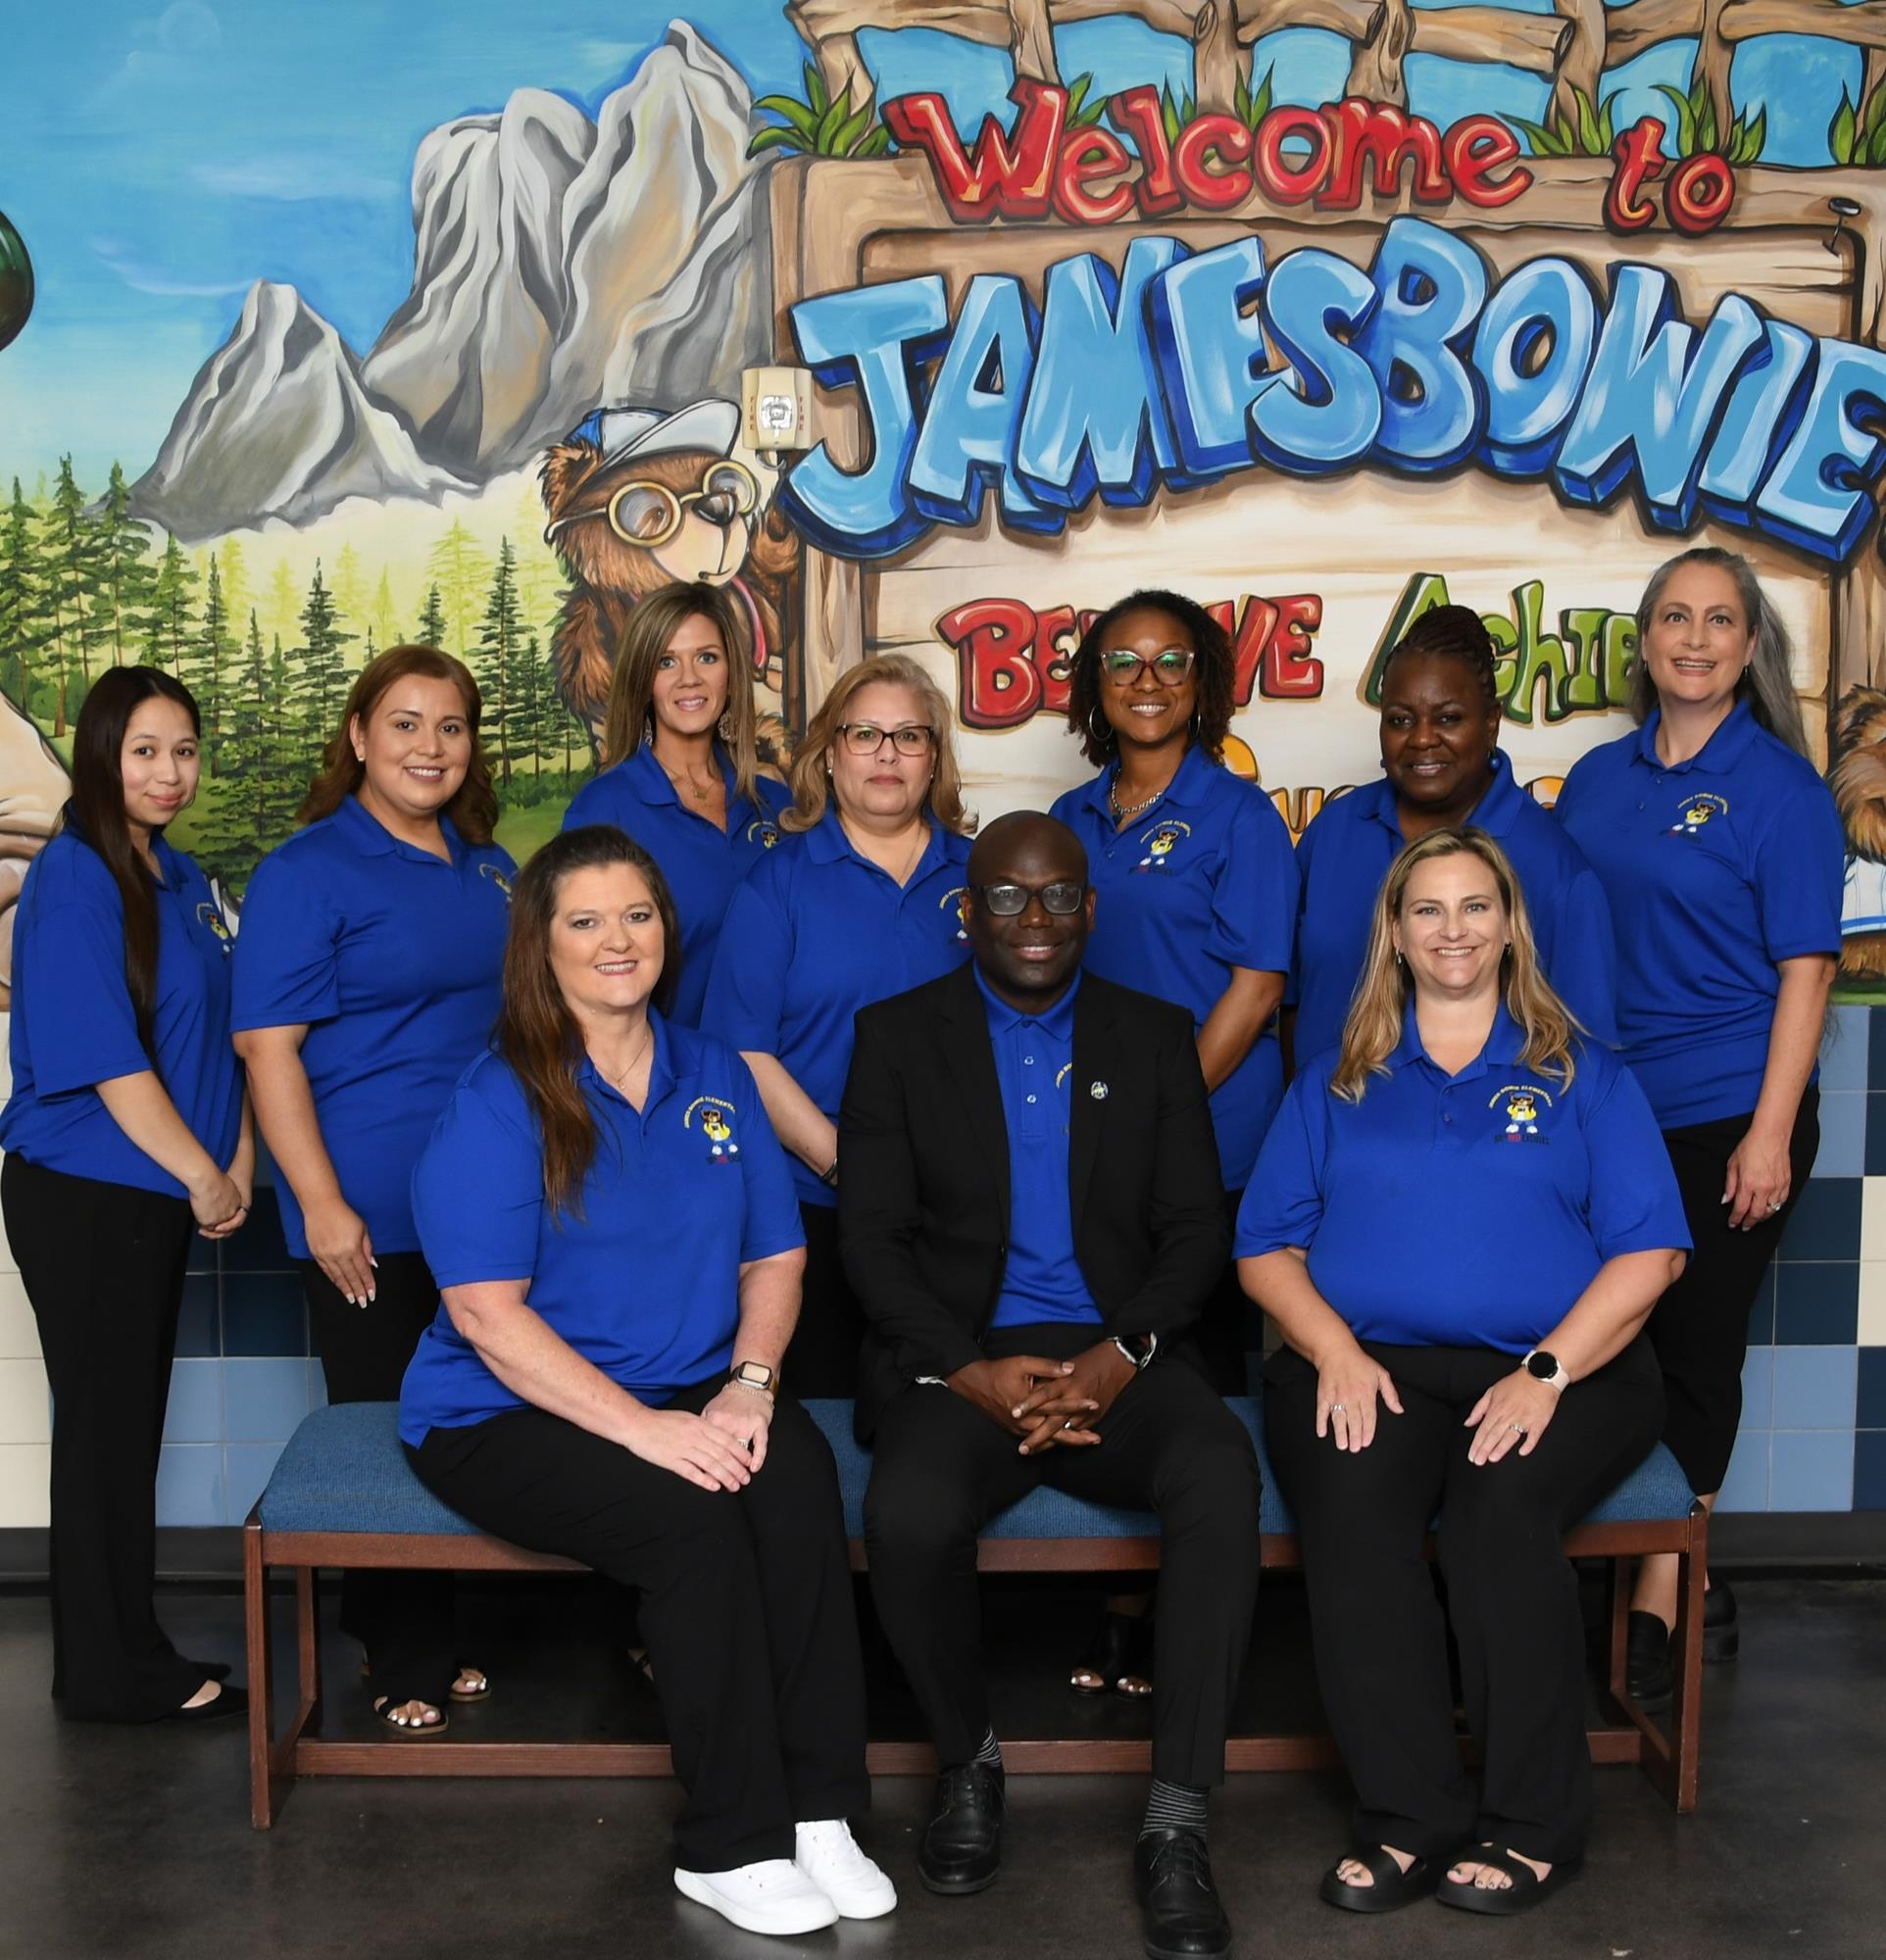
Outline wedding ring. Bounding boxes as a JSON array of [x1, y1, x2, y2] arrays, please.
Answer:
[[1329, 1403, 1347, 1415], [1768, 1200, 1782, 1212], [1510, 1422, 1527, 1437]]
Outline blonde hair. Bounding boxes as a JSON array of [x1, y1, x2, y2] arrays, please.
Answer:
[[1331, 826, 1577, 1102], [782, 654, 975, 836], [598, 582, 766, 810]]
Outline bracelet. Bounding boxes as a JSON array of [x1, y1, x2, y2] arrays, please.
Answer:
[[820, 1154, 839, 1188], [727, 1377, 775, 1400]]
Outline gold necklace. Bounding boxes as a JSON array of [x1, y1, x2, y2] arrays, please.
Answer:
[[603, 1022, 654, 1097]]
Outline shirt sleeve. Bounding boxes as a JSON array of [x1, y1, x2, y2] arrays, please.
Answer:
[[1581, 1054, 1693, 1258], [701, 859, 793, 1051], [1208, 786, 1300, 975], [732, 1055, 805, 1262], [1233, 1071, 1329, 1256], [562, 773, 615, 832], [1281, 809, 1319, 1011], [410, 1066, 544, 1288], [1536, 864, 1619, 1048], [1755, 782, 1846, 963], [229, 848, 342, 1031], [18, 864, 150, 1095]]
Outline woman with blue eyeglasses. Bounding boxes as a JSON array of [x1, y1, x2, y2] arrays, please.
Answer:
[[703, 655, 974, 1396], [1049, 588, 1299, 1698]]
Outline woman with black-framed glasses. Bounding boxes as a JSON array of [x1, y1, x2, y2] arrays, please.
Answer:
[[1049, 588, 1298, 1698], [703, 656, 975, 1396]]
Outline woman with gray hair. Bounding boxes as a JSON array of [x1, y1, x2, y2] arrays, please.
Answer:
[[1555, 546, 1843, 1702]]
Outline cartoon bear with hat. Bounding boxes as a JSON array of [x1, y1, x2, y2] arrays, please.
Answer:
[[539, 400, 799, 763]]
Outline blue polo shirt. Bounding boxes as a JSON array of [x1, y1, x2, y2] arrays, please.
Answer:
[[230, 796, 516, 1260], [976, 966, 1101, 1330], [563, 745, 792, 1027], [1237, 1004, 1690, 1353], [1291, 751, 1618, 1063], [702, 807, 973, 1206], [398, 1017, 803, 1446], [1, 828, 242, 1199], [1555, 704, 1843, 1128], [1051, 745, 1299, 1190]]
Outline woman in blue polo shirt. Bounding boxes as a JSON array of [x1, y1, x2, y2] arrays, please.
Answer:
[[1, 667, 249, 1723], [232, 645, 516, 1738], [1240, 827, 1688, 1919], [703, 654, 973, 1396], [1292, 605, 1616, 1066], [403, 826, 886, 1937], [1556, 547, 1842, 1699], [562, 580, 790, 1026]]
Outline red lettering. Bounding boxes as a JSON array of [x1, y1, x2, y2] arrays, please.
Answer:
[[881, 81, 1065, 221], [1032, 605, 1078, 714], [1666, 152, 1736, 235], [1317, 99, 1450, 211], [1262, 595, 1324, 698], [1172, 114, 1254, 212], [1443, 116, 1532, 209], [1108, 86, 1182, 216], [1052, 125, 1135, 225], [1605, 118, 1666, 234], [1252, 106, 1331, 206], [937, 599, 1043, 728]]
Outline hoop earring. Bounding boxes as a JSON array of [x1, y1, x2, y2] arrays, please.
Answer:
[[718, 710, 733, 741]]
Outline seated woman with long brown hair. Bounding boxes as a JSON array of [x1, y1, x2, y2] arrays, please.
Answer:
[[398, 825, 888, 1939], [1238, 827, 1689, 1918]]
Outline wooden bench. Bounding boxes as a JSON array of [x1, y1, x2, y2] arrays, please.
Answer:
[[244, 1398, 1707, 1828]]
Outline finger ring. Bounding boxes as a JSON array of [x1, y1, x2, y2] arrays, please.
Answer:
[[1329, 1403, 1347, 1415], [1768, 1200, 1782, 1212], [1509, 1422, 1527, 1437]]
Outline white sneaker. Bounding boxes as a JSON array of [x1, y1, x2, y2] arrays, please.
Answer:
[[794, 1819, 898, 1919], [672, 1858, 840, 1936]]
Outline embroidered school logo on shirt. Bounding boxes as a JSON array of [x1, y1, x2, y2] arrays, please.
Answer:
[[685, 1096, 741, 1163], [1133, 819, 1192, 872], [196, 901, 232, 953], [1670, 793, 1729, 836], [1489, 1082, 1554, 1143], [746, 816, 780, 850], [479, 861, 514, 900], [941, 886, 970, 939]]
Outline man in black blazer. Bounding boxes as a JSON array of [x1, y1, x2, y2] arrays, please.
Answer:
[[840, 811, 1261, 1960]]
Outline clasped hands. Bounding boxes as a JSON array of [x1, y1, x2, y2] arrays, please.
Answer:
[[948, 1344, 1137, 1455]]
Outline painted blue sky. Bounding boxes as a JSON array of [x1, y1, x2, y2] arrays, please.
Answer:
[[0, 0, 1867, 490]]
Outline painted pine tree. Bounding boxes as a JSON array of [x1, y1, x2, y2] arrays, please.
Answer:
[[417, 583, 446, 651], [0, 477, 39, 714], [473, 539, 521, 790], [426, 519, 488, 658], [186, 555, 234, 766], [293, 562, 357, 750], [41, 457, 102, 732], [142, 536, 196, 685], [90, 463, 153, 666]]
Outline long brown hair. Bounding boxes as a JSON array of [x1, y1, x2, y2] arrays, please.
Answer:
[[597, 581, 767, 809], [497, 825, 681, 1219], [65, 664, 201, 1066], [782, 654, 975, 836], [298, 645, 499, 842], [1331, 826, 1577, 1102], [1065, 587, 1236, 767]]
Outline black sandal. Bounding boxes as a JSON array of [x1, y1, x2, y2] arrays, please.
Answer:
[[1437, 1848, 1580, 1916], [372, 1695, 451, 1740], [1069, 1608, 1154, 1698], [1319, 1844, 1443, 1914]]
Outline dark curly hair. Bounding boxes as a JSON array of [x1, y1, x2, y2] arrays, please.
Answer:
[[1066, 588, 1237, 767], [1379, 604, 1501, 710]]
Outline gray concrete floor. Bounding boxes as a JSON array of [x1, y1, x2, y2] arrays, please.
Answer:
[[0, 1573, 1877, 1959]]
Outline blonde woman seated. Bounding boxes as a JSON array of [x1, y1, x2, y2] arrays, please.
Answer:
[[1237, 827, 1688, 1920]]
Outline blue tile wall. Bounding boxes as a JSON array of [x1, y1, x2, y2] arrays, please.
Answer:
[[146, 1007, 1886, 1523]]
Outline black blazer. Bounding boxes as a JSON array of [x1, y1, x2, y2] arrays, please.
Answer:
[[838, 963, 1227, 1435]]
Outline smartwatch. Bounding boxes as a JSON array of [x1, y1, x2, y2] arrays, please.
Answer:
[[729, 1360, 776, 1396], [1112, 1332, 1159, 1372], [1523, 1348, 1570, 1393]]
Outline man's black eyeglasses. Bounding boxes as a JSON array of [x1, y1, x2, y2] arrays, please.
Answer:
[[970, 880, 1088, 916]]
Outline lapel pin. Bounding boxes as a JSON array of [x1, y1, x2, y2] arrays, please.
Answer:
[[1089, 1081, 1109, 1101]]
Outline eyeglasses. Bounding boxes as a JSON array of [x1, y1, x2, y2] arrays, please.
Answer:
[[971, 880, 1088, 916], [1101, 647, 1196, 687], [835, 721, 936, 757], [543, 460, 760, 551]]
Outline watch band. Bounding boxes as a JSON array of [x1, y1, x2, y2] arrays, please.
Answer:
[[1112, 1332, 1159, 1372], [1522, 1348, 1570, 1393]]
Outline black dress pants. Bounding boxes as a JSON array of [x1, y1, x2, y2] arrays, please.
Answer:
[[302, 1252, 455, 1705], [2, 1153, 203, 1720], [866, 1323, 1263, 1787], [1266, 1337, 1664, 1866], [789, 1199, 865, 1397], [413, 1381, 869, 1873], [1652, 1090, 1818, 1494]]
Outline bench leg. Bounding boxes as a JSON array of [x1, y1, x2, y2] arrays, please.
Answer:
[[244, 1522, 276, 1830], [1664, 1507, 1706, 1814]]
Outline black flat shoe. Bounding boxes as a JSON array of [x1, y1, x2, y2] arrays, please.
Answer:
[[1135, 1828, 1231, 1958], [1626, 1609, 1672, 1709], [1319, 1844, 1444, 1914], [1705, 1580, 1739, 1663], [1437, 1849, 1581, 1917], [167, 1684, 247, 1723], [1070, 1607, 1154, 1698], [918, 1762, 1004, 1895]]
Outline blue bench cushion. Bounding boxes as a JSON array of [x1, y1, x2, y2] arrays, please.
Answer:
[[257, 1397, 1695, 1541]]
